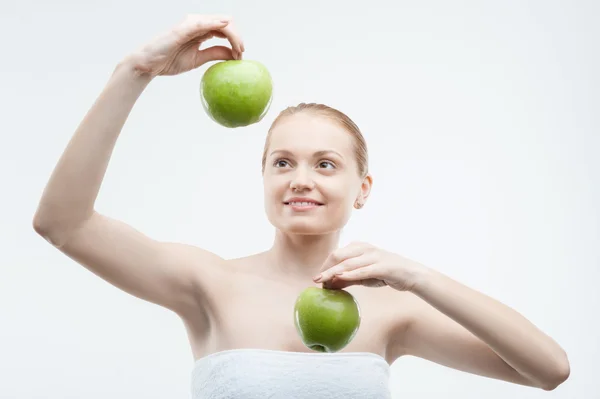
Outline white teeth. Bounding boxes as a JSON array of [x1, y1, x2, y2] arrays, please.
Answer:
[[289, 201, 318, 206]]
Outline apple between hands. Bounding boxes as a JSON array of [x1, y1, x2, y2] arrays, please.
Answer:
[[294, 287, 361, 353], [200, 60, 273, 128]]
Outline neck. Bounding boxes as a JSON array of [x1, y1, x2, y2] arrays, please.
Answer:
[[266, 230, 340, 280]]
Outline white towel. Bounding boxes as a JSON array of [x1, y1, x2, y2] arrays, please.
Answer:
[[191, 348, 391, 399]]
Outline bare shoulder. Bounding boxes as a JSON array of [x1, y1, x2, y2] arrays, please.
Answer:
[[217, 251, 274, 280]]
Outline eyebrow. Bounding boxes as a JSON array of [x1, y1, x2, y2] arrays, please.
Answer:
[[269, 149, 345, 159]]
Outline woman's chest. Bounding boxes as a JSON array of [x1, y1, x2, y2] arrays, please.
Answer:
[[206, 276, 399, 358]]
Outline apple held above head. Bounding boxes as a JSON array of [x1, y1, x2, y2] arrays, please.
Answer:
[[294, 287, 361, 353], [200, 60, 273, 128]]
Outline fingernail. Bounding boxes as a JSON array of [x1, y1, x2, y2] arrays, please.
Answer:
[[313, 274, 322, 282]]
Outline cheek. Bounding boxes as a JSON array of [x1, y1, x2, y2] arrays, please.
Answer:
[[322, 178, 357, 204], [263, 176, 285, 205]]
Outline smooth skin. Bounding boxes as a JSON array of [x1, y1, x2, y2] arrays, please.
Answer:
[[32, 14, 570, 392]]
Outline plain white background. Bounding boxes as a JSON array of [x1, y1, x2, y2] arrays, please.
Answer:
[[1, 0, 598, 398]]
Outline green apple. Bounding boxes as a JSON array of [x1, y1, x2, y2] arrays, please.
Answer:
[[294, 287, 361, 353], [200, 60, 273, 128]]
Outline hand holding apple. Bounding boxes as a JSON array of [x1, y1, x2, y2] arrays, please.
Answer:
[[125, 14, 244, 78], [314, 242, 426, 292]]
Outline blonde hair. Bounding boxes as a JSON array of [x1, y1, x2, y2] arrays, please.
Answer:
[[261, 103, 368, 177]]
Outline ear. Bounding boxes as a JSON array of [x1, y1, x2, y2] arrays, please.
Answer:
[[354, 174, 373, 209]]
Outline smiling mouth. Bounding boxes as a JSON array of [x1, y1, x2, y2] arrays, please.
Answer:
[[284, 201, 324, 207]]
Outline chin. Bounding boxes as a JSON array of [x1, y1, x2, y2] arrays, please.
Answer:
[[271, 217, 346, 236], [265, 206, 351, 236], [281, 222, 334, 235]]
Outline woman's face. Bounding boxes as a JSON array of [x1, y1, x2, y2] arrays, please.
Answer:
[[263, 112, 370, 235]]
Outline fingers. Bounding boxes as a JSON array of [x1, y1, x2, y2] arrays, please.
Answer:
[[315, 242, 384, 289], [177, 15, 245, 60], [177, 16, 228, 39], [325, 276, 384, 290], [202, 18, 231, 32], [316, 243, 376, 284], [337, 264, 382, 281], [317, 242, 371, 275], [316, 254, 370, 284], [323, 276, 353, 290], [324, 266, 387, 290], [195, 45, 235, 67], [198, 15, 244, 59], [217, 21, 244, 60]]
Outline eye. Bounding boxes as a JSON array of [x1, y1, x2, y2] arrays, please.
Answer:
[[273, 159, 291, 168], [318, 160, 336, 169]]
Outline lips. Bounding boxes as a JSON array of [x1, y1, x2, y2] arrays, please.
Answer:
[[283, 197, 324, 206]]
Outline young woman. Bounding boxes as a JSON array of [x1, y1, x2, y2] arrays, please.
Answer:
[[32, 14, 570, 398]]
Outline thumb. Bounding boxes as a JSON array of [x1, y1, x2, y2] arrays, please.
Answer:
[[195, 45, 236, 67]]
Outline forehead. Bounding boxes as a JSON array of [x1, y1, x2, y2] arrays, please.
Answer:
[[268, 113, 354, 156]]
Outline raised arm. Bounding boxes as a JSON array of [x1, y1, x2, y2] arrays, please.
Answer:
[[32, 15, 244, 318]]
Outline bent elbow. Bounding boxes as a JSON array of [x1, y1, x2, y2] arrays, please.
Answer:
[[32, 215, 51, 239], [32, 215, 67, 248], [541, 354, 571, 391]]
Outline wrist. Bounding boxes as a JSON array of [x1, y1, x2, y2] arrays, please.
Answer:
[[115, 54, 155, 85], [405, 262, 436, 293]]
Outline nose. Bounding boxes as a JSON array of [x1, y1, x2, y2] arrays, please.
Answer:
[[290, 167, 315, 192]]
